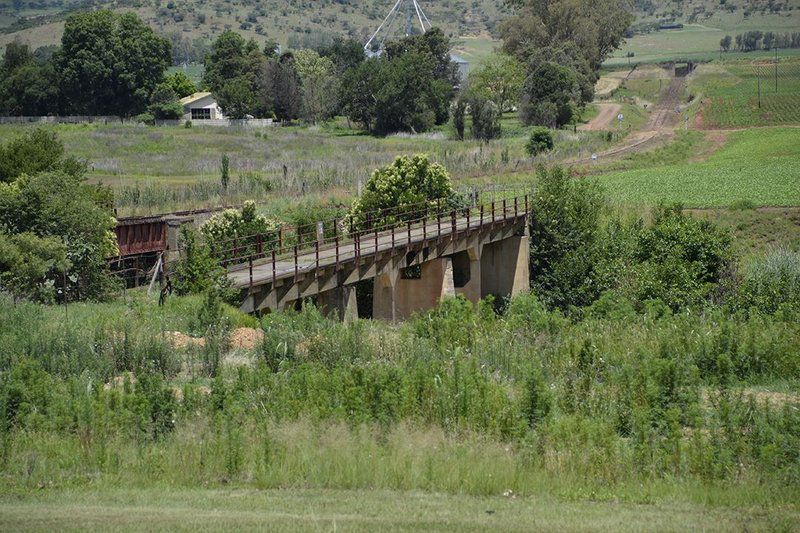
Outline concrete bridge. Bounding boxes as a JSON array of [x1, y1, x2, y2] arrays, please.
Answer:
[[218, 195, 531, 320]]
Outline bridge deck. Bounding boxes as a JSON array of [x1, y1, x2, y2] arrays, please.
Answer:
[[228, 208, 526, 289]]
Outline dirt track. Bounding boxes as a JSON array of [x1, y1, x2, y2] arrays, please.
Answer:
[[579, 103, 621, 131]]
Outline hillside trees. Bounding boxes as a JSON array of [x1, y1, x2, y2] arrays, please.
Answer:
[[56, 10, 171, 116]]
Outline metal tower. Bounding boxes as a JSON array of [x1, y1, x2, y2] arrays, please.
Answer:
[[364, 0, 432, 54]]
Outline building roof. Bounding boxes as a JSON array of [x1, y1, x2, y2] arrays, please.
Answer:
[[179, 92, 214, 106]]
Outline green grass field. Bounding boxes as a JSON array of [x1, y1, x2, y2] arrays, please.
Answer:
[[2, 487, 797, 531], [598, 127, 800, 207]]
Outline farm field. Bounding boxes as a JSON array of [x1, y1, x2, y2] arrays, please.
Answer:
[[691, 57, 800, 127], [2, 487, 797, 531], [597, 127, 800, 207]]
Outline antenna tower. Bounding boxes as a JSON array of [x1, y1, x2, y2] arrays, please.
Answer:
[[364, 0, 432, 54]]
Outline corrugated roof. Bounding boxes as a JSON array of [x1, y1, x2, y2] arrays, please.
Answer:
[[179, 92, 213, 105]]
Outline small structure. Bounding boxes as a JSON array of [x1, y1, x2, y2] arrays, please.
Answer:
[[450, 53, 469, 83], [179, 92, 225, 121]]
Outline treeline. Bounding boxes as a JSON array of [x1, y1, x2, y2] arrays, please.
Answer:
[[720, 31, 800, 52], [0, 10, 195, 118]]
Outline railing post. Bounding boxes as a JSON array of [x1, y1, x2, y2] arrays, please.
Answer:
[[514, 197, 518, 218], [248, 255, 253, 289], [272, 249, 276, 285], [356, 232, 360, 262], [480, 204, 484, 226], [335, 236, 340, 268], [278, 227, 283, 253], [503, 199, 507, 219], [294, 245, 298, 281], [437, 209, 442, 241], [374, 227, 378, 255], [492, 201, 495, 220], [391, 225, 395, 253], [451, 210, 456, 235], [407, 221, 412, 246], [466, 208, 470, 230], [315, 240, 320, 273]]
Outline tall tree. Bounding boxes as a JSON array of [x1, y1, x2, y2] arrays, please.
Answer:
[[293, 50, 338, 123], [56, 10, 171, 116], [204, 30, 265, 117], [467, 53, 525, 114]]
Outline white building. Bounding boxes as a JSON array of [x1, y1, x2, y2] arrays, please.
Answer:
[[179, 92, 225, 121]]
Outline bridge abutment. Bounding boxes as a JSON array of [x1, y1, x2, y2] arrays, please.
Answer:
[[317, 285, 358, 323], [480, 236, 530, 302]]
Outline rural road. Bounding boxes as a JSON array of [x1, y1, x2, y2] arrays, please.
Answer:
[[579, 103, 622, 131]]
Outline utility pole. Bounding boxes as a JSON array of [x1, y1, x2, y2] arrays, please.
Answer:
[[757, 68, 762, 109]]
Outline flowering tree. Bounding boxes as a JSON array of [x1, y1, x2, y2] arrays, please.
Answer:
[[201, 201, 280, 261]]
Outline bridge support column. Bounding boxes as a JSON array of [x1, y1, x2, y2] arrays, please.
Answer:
[[372, 269, 400, 321], [394, 257, 455, 320], [317, 285, 358, 323], [452, 246, 482, 304], [480, 236, 529, 302]]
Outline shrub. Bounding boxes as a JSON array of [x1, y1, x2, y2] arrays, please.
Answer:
[[525, 127, 554, 157], [0, 232, 68, 303], [469, 94, 502, 141], [135, 112, 155, 125], [735, 248, 800, 317], [347, 154, 459, 231], [172, 225, 224, 296], [200, 201, 280, 262]]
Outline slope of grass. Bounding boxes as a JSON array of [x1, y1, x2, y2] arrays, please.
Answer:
[[598, 127, 800, 207]]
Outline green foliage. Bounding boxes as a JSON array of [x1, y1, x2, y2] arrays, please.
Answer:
[[200, 201, 280, 262], [451, 98, 466, 140], [217, 78, 256, 120], [0, 232, 68, 303], [0, 131, 117, 302], [56, 10, 171, 116], [467, 53, 525, 113], [525, 127, 554, 157], [632, 205, 733, 311], [0, 42, 58, 116], [220, 154, 230, 192], [293, 49, 337, 123], [468, 94, 502, 141], [347, 154, 457, 230], [520, 61, 580, 128], [340, 28, 456, 135], [171, 225, 223, 296], [148, 84, 183, 120], [734, 248, 800, 317], [0, 128, 82, 183], [163, 71, 196, 98], [529, 167, 606, 310]]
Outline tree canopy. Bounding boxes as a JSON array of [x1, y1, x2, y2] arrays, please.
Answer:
[[56, 10, 172, 116]]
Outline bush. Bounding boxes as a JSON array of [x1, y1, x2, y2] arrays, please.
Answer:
[[525, 127, 553, 157], [0, 232, 68, 303], [135, 112, 155, 125], [172, 225, 224, 296], [200, 201, 280, 262], [347, 154, 459, 231], [735, 248, 800, 317], [469, 94, 502, 141], [525, 127, 554, 157]]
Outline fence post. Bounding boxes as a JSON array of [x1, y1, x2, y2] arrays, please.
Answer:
[[249, 255, 253, 289]]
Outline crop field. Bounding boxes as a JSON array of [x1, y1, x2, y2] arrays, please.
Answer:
[[598, 127, 800, 207], [692, 57, 800, 127]]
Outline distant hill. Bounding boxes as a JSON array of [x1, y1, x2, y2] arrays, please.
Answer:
[[1, 0, 798, 63]]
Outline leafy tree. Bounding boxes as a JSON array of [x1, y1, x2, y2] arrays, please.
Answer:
[[339, 59, 383, 131], [528, 166, 606, 310], [520, 61, 580, 128], [501, 0, 633, 71], [200, 201, 280, 261], [526, 127, 554, 157], [217, 78, 255, 119], [56, 10, 171, 116], [0, 232, 68, 303], [468, 94, 502, 141], [0, 129, 84, 183], [171, 226, 222, 296], [319, 37, 365, 74], [720, 35, 732, 52], [163, 71, 196, 98], [451, 98, 466, 140], [293, 50, 338, 123], [347, 154, 458, 230], [148, 84, 184, 120], [0, 42, 58, 116], [467, 53, 525, 114], [259, 55, 302, 121], [204, 30, 265, 117], [631, 205, 732, 311]]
